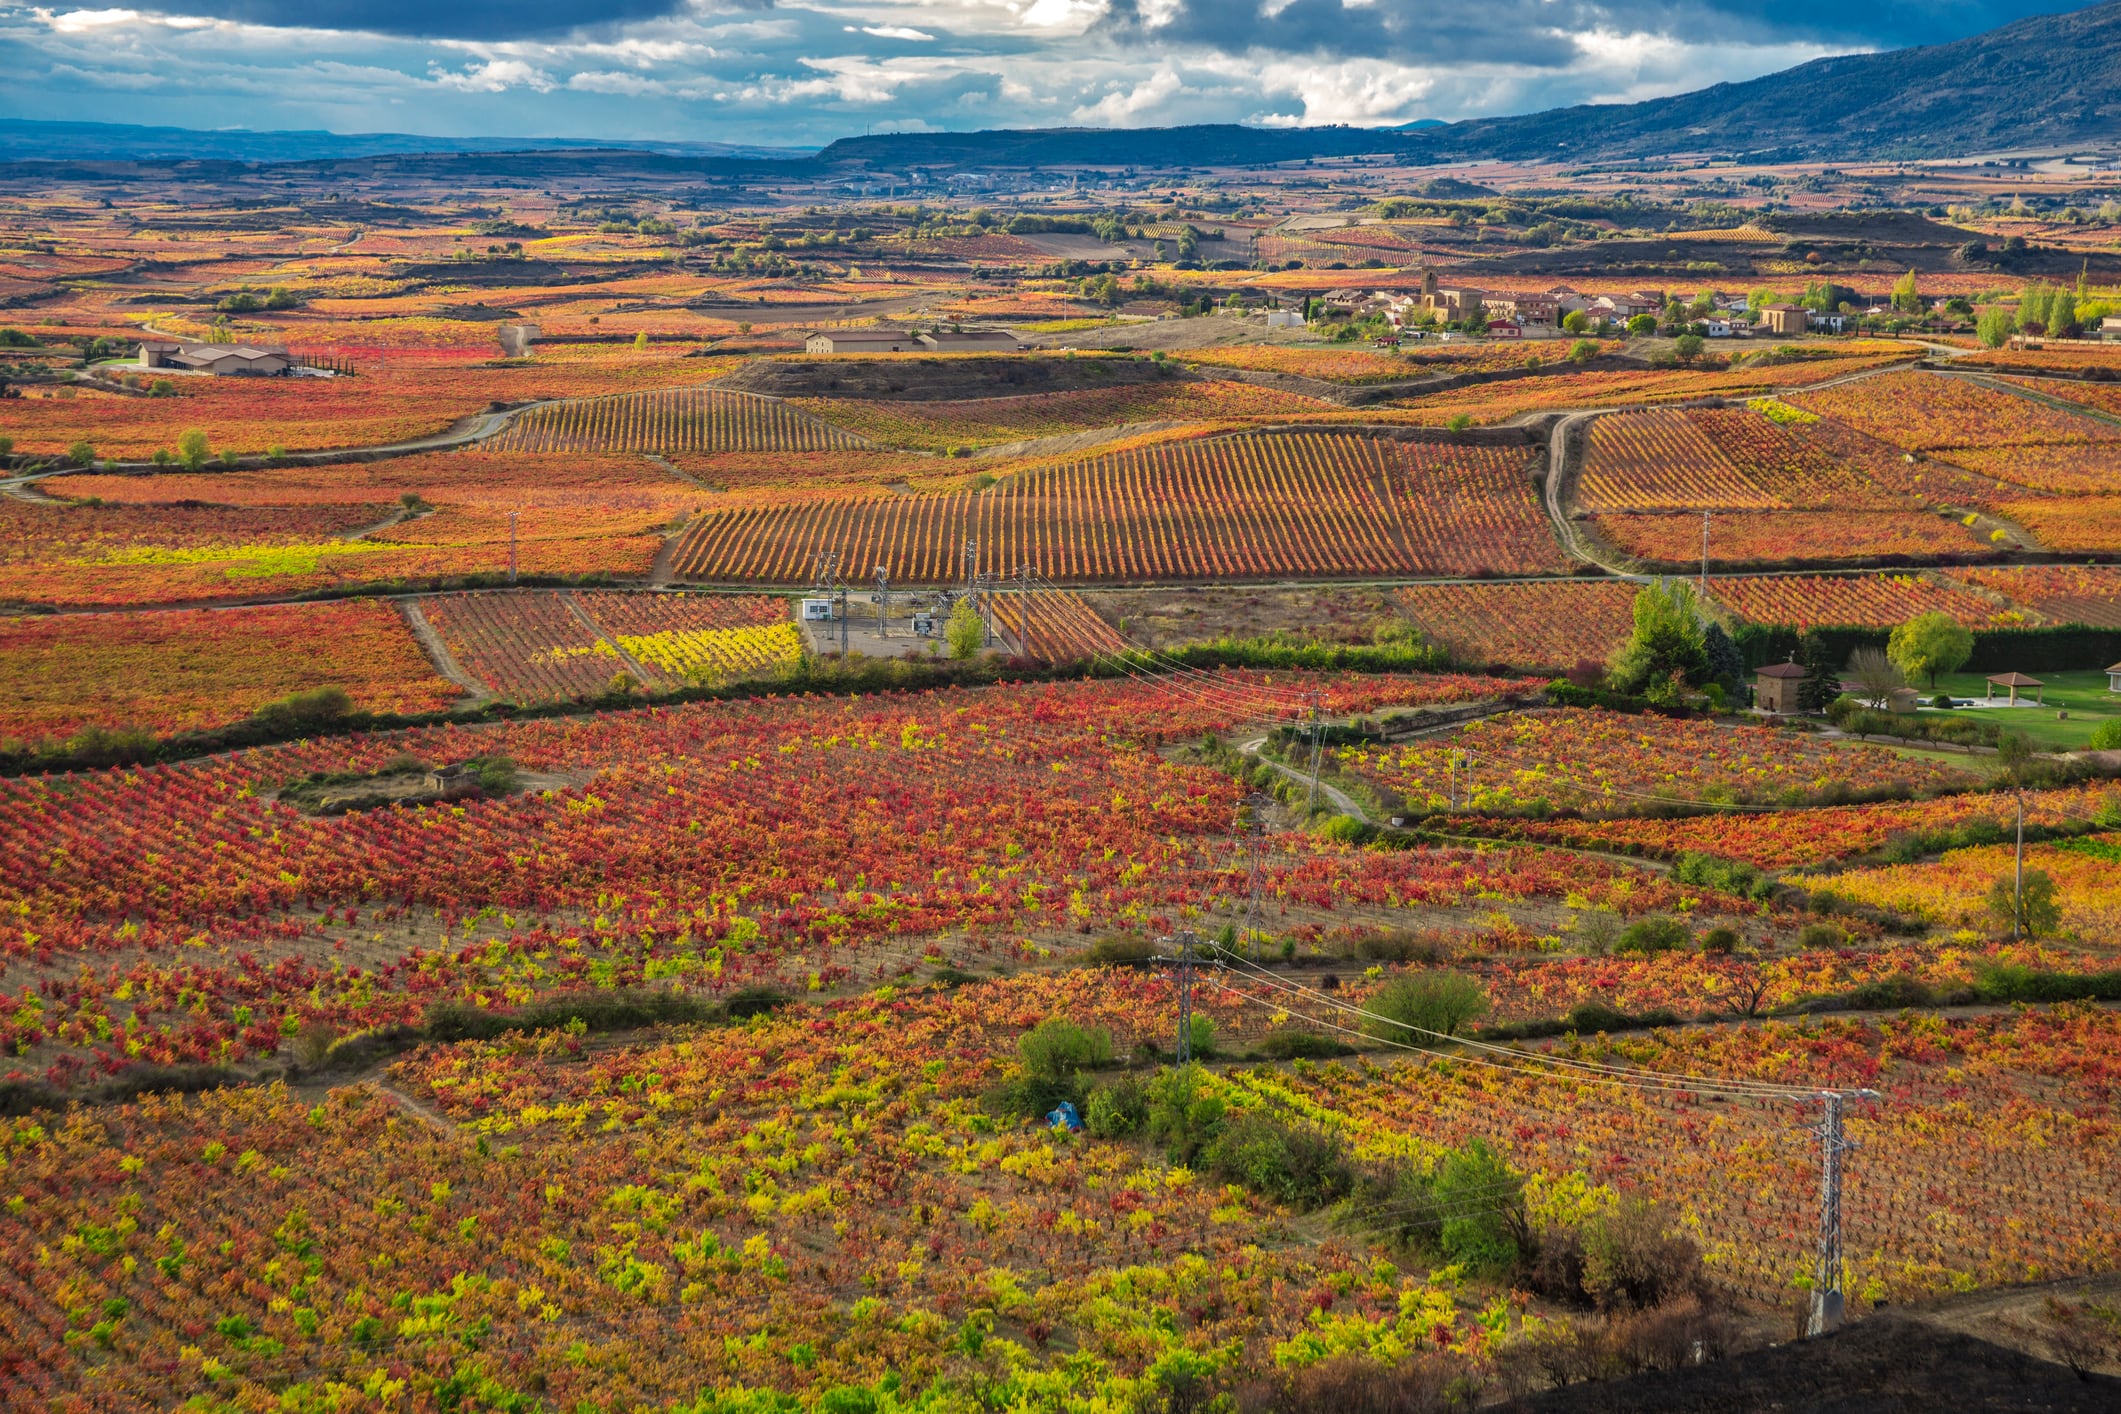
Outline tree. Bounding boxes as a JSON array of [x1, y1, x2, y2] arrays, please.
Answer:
[[944, 596, 984, 659], [1608, 580, 1708, 694], [1434, 1140, 1526, 1271], [1887, 611, 1974, 688], [1796, 633, 1842, 715], [1625, 313, 1657, 335], [1561, 310, 1590, 334], [1987, 869, 2062, 938], [1702, 621, 1745, 697], [632, 331, 649, 351], [1890, 268, 1922, 314], [177, 428, 211, 472], [1976, 306, 2015, 348], [1567, 338, 1598, 363], [64, 440, 95, 467], [1671, 333, 1704, 361], [1364, 970, 1490, 1042], [1846, 646, 1905, 709]]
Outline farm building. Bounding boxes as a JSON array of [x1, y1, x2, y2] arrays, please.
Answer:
[[1756, 305, 1808, 337], [137, 341, 292, 376], [1754, 660, 1807, 714], [917, 330, 1020, 351], [804, 330, 920, 354]]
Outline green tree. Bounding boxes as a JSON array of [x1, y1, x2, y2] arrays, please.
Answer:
[[1625, 313, 1657, 335], [1434, 1139, 1525, 1271], [1986, 869, 2062, 938], [1672, 333, 1705, 361], [1567, 338, 1598, 363], [1609, 580, 1708, 694], [1890, 268, 1922, 314], [1364, 970, 1489, 1043], [944, 596, 984, 659], [1795, 632, 1842, 715], [632, 331, 649, 351], [1887, 611, 1975, 688], [1561, 310, 1590, 334], [65, 439, 95, 466], [177, 428, 211, 472], [1975, 306, 2015, 348]]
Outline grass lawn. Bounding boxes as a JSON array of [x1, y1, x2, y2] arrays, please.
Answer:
[[1922, 669, 2121, 751]]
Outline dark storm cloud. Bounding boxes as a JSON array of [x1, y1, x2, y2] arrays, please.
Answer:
[[160, 0, 698, 40], [1098, 0, 2110, 66]]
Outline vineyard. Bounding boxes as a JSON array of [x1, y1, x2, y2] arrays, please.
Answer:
[[988, 588, 1129, 661], [26, 453, 704, 605], [422, 590, 798, 701], [792, 379, 1336, 450], [1704, 573, 2005, 629], [1594, 510, 1991, 569], [669, 430, 1566, 585], [1392, 579, 1641, 671], [1332, 707, 1971, 817], [480, 385, 873, 454], [1791, 369, 2121, 454], [0, 599, 459, 744], [1947, 564, 2121, 627], [1999, 495, 2121, 555]]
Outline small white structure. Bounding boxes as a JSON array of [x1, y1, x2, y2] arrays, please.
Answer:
[[1265, 309, 1305, 329], [800, 598, 838, 622], [1700, 318, 1732, 337], [804, 330, 918, 354], [2106, 661, 2121, 692]]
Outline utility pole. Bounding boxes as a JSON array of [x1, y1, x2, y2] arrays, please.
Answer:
[[1167, 929, 1201, 1064], [1303, 696, 1324, 815], [873, 566, 889, 639], [1701, 511, 1710, 598], [1808, 1089, 1878, 1337], [1243, 791, 1270, 955], [1016, 562, 1033, 656], [507, 510, 518, 585]]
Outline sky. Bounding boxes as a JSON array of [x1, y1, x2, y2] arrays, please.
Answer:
[[0, 1, 2104, 148]]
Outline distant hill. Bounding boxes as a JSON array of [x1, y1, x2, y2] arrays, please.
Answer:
[[1422, 0, 2121, 160], [811, 125, 1406, 169], [0, 119, 810, 165]]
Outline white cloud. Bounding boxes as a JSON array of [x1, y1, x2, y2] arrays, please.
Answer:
[[429, 57, 555, 92], [853, 24, 935, 40], [566, 68, 669, 93], [1070, 61, 1180, 122]]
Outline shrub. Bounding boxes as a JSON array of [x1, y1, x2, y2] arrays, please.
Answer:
[[1018, 1018, 1112, 1081], [1435, 1139, 1526, 1271], [1185, 1013, 1217, 1060], [1145, 1064, 1225, 1165], [1206, 1112, 1352, 1210], [249, 685, 353, 733], [1617, 916, 1691, 954], [1364, 971, 1489, 1043], [2089, 719, 2121, 751], [1083, 1075, 1147, 1138], [1084, 935, 1157, 967], [1699, 926, 1740, 955], [1581, 1199, 1703, 1310], [1796, 921, 1846, 949]]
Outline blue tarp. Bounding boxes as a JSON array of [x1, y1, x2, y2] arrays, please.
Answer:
[[1047, 1100, 1083, 1133]]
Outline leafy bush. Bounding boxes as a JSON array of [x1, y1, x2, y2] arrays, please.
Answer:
[[1206, 1112, 1352, 1210], [2089, 718, 2121, 751], [1363, 971, 1489, 1043], [1617, 916, 1691, 954], [1699, 926, 1740, 955], [1084, 935, 1158, 967], [1986, 869, 2062, 937], [1796, 921, 1847, 949], [1673, 852, 1769, 900], [1145, 1064, 1225, 1165], [1018, 1018, 1113, 1080], [1083, 1075, 1148, 1138]]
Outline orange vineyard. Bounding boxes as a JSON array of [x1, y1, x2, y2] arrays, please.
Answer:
[[480, 385, 873, 454], [668, 429, 1566, 585]]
